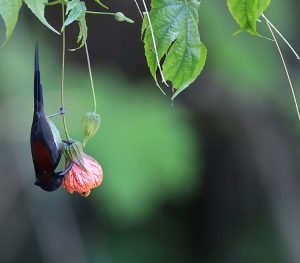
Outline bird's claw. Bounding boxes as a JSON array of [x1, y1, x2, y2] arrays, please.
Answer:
[[59, 107, 65, 115], [48, 107, 66, 118]]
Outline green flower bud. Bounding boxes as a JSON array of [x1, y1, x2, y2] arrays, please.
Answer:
[[63, 139, 86, 170], [83, 112, 101, 146], [114, 12, 134, 24]]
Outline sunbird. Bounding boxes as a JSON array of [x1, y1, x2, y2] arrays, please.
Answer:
[[30, 43, 72, 191]]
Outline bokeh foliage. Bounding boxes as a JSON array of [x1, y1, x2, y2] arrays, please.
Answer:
[[0, 0, 299, 262]]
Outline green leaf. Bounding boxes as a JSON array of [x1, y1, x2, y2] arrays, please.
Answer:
[[64, 0, 88, 51], [69, 16, 87, 51], [24, 0, 60, 34], [142, 0, 207, 99], [227, 0, 271, 35], [0, 0, 22, 47], [62, 0, 86, 31]]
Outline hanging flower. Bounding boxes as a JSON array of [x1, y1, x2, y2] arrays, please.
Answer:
[[62, 140, 103, 197]]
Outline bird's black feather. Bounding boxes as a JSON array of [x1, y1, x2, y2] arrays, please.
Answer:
[[30, 43, 72, 192]]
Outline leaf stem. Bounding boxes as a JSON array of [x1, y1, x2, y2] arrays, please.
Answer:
[[61, 3, 70, 140], [45, 0, 61, 6], [80, 24, 97, 112], [93, 0, 109, 9], [86, 11, 115, 15], [141, 0, 168, 92], [133, 0, 143, 19], [262, 14, 300, 60], [264, 16, 300, 122]]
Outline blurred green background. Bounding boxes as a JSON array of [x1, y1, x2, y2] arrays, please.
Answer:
[[0, 1, 300, 262]]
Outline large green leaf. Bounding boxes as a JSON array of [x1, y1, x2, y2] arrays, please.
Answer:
[[24, 0, 59, 34], [227, 0, 271, 35], [0, 0, 22, 47], [142, 0, 207, 99]]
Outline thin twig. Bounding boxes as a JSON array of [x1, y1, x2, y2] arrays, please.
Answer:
[[264, 17, 300, 122], [84, 42, 97, 112], [80, 24, 97, 112], [61, 4, 70, 140], [141, 0, 168, 92], [86, 11, 114, 15], [262, 14, 300, 60], [133, 0, 143, 19]]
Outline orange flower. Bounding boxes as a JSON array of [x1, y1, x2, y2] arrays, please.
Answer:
[[63, 154, 103, 197]]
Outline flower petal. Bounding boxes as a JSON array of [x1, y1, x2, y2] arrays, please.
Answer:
[[63, 153, 103, 196]]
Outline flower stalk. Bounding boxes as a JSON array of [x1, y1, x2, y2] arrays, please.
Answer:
[[263, 14, 300, 122], [61, 3, 71, 140]]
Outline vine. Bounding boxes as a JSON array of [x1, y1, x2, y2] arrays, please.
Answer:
[[1, 0, 299, 196], [60, 2, 70, 140]]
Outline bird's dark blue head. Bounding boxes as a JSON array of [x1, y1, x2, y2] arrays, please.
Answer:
[[34, 174, 63, 192]]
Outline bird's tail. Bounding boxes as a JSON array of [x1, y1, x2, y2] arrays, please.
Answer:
[[34, 42, 44, 110]]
